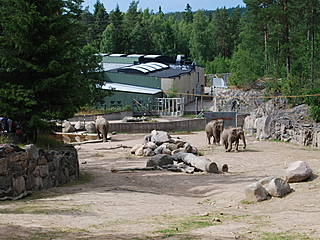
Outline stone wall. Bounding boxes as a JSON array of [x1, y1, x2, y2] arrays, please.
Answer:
[[109, 118, 206, 133], [0, 144, 79, 200], [69, 111, 132, 122], [243, 98, 320, 149], [213, 89, 265, 114]]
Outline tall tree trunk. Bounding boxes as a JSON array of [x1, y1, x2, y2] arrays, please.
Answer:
[[283, 0, 291, 75]]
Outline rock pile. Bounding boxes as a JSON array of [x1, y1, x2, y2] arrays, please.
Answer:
[[245, 177, 292, 202], [244, 161, 313, 202], [130, 130, 198, 157], [0, 144, 79, 200]]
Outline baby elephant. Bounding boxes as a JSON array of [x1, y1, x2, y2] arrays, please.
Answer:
[[95, 116, 110, 142], [221, 127, 246, 152], [205, 119, 224, 145]]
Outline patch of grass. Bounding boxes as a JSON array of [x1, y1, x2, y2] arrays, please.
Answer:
[[259, 232, 313, 240], [0, 134, 10, 144], [0, 204, 88, 215], [240, 199, 255, 205], [154, 214, 215, 238], [4, 227, 89, 240], [63, 171, 95, 186], [95, 152, 104, 157], [36, 134, 64, 148]]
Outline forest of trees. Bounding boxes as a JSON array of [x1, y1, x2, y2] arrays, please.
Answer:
[[1, 0, 319, 143], [82, 0, 320, 121], [81, 1, 243, 73]]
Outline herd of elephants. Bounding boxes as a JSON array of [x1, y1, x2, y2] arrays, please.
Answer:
[[95, 116, 246, 152]]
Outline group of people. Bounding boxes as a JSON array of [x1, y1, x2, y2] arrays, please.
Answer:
[[0, 117, 22, 135], [0, 117, 13, 133]]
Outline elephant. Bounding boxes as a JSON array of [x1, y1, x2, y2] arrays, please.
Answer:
[[220, 127, 246, 152], [205, 119, 224, 145], [95, 116, 109, 142]]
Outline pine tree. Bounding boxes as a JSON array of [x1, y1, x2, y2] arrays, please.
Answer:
[[100, 5, 124, 53], [183, 3, 193, 23], [0, 0, 102, 141]]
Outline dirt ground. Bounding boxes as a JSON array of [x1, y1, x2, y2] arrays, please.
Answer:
[[0, 132, 320, 240]]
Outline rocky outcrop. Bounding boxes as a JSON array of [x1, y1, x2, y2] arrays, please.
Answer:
[[0, 144, 79, 200], [243, 98, 320, 149], [212, 89, 265, 114]]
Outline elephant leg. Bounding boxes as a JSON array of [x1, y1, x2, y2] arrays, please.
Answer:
[[207, 133, 211, 144], [102, 126, 108, 142], [213, 132, 218, 145], [97, 130, 102, 139], [242, 136, 246, 149], [235, 139, 239, 152], [226, 139, 232, 152]]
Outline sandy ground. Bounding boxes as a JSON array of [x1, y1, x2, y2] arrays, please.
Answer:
[[0, 132, 319, 240]]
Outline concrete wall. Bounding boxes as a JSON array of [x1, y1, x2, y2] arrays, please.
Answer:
[[0, 144, 79, 200], [69, 111, 132, 122], [109, 118, 205, 133]]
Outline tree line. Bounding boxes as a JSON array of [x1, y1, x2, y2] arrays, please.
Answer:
[[1, 0, 319, 143], [82, 0, 320, 121], [81, 1, 244, 74]]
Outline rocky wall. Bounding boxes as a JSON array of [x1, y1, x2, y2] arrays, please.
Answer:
[[0, 144, 79, 200], [243, 98, 320, 149]]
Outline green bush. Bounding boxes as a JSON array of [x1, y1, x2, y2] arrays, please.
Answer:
[[304, 88, 320, 123]]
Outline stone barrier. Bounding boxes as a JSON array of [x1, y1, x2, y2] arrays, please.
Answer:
[[0, 144, 79, 200], [109, 118, 206, 133]]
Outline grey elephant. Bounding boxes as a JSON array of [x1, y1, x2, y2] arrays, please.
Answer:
[[95, 116, 109, 142], [205, 119, 224, 145], [220, 127, 246, 152]]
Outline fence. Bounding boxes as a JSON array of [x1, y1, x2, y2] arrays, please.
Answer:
[[157, 98, 185, 117], [203, 111, 237, 128]]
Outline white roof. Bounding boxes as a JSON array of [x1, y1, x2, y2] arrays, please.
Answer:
[[121, 62, 169, 73], [125, 65, 149, 73], [102, 83, 162, 95], [102, 63, 133, 71], [146, 62, 168, 68], [126, 54, 145, 58], [109, 54, 127, 57], [144, 55, 161, 59]]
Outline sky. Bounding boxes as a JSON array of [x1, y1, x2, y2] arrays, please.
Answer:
[[82, 0, 245, 13]]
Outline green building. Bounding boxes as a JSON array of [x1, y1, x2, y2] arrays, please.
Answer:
[[98, 54, 205, 110]]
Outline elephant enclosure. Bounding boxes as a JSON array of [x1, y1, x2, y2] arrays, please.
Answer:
[[0, 132, 319, 240]]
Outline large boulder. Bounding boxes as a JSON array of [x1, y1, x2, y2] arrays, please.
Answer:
[[135, 146, 144, 156], [24, 144, 39, 160], [74, 121, 85, 131], [244, 182, 271, 202], [143, 148, 155, 157], [261, 177, 292, 197], [151, 130, 171, 145], [146, 154, 175, 167], [130, 144, 144, 154], [285, 161, 313, 183], [145, 142, 157, 150], [62, 121, 75, 133], [85, 122, 96, 133]]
